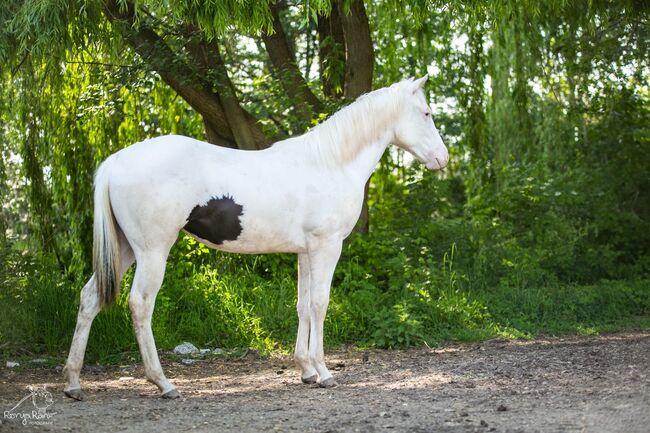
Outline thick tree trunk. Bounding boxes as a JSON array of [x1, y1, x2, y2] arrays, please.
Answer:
[[339, 0, 374, 99], [104, 0, 376, 232], [338, 0, 374, 233], [262, 2, 322, 128]]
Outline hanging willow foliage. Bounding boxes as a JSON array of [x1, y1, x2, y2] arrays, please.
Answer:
[[0, 0, 647, 274]]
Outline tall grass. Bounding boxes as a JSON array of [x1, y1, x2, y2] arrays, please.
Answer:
[[1, 232, 648, 364]]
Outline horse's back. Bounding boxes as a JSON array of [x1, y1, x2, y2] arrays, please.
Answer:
[[102, 134, 360, 254], [113, 135, 232, 170]]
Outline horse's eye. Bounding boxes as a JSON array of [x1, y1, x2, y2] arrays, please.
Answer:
[[424, 112, 430, 117]]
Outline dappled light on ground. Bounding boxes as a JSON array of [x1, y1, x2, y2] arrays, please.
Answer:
[[2, 332, 648, 432]]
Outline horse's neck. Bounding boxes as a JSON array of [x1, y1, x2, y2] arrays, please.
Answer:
[[306, 91, 398, 184], [344, 130, 393, 184]]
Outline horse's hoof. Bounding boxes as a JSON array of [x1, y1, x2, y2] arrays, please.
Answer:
[[64, 388, 85, 401], [161, 388, 180, 399], [319, 377, 337, 388], [301, 374, 318, 384]]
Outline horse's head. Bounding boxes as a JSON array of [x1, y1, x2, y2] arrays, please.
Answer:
[[392, 76, 449, 170]]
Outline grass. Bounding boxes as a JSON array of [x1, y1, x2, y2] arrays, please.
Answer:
[[1, 235, 648, 366]]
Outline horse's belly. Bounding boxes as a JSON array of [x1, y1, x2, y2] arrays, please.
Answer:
[[185, 227, 307, 254], [182, 196, 309, 253]]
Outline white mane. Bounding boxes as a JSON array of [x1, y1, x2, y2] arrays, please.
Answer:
[[303, 82, 408, 166]]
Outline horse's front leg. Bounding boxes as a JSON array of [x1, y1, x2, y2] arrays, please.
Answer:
[[307, 239, 342, 387], [295, 253, 318, 383]]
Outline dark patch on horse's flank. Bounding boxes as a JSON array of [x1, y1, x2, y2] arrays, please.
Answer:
[[184, 195, 244, 245]]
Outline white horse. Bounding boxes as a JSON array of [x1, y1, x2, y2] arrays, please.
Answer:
[[63, 76, 448, 400]]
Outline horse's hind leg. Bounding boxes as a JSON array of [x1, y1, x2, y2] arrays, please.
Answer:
[[128, 248, 178, 398], [64, 234, 135, 400]]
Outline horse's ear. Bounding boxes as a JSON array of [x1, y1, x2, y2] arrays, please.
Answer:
[[411, 75, 428, 93]]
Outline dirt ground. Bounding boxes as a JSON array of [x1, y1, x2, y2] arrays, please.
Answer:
[[1, 331, 648, 433]]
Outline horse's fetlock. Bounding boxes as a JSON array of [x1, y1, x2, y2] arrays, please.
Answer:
[[309, 354, 324, 366]]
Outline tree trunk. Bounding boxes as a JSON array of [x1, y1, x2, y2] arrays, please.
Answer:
[[20, 73, 64, 268], [339, 0, 374, 99], [338, 0, 374, 233]]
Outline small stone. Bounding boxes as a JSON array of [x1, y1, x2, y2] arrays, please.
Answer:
[[213, 348, 225, 355], [362, 352, 369, 363], [119, 376, 134, 381], [199, 348, 211, 355], [181, 359, 194, 366], [480, 420, 488, 427], [460, 411, 469, 417], [174, 342, 199, 355], [6, 361, 19, 368], [31, 358, 48, 363], [379, 411, 387, 417], [497, 404, 508, 412]]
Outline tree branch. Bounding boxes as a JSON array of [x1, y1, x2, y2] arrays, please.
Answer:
[[104, 0, 237, 147], [262, 1, 322, 127], [185, 33, 268, 150], [317, 0, 345, 98]]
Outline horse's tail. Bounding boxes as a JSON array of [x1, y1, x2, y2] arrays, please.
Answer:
[[93, 155, 121, 307]]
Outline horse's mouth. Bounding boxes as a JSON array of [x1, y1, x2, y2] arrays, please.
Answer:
[[426, 157, 448, 170]]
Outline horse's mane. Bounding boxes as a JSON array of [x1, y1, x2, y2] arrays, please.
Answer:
[[302, 82, 406, 166]]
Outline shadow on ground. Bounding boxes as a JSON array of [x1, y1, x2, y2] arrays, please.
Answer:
[[1, 332, 649, 432]]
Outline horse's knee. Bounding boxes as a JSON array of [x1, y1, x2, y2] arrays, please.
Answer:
[[310, 298, 329, 320], [296, 300, 310, 318]]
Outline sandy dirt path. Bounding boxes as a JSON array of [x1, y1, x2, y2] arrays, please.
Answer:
[[1, 331, 648, 432]]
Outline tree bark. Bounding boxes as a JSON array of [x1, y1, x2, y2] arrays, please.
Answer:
[[317, 0, 345, 98], [262, 2, 322, 127], [338, 0, 374, 233], [338, 0, 374, 99], [186, 34, 268, 150]]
